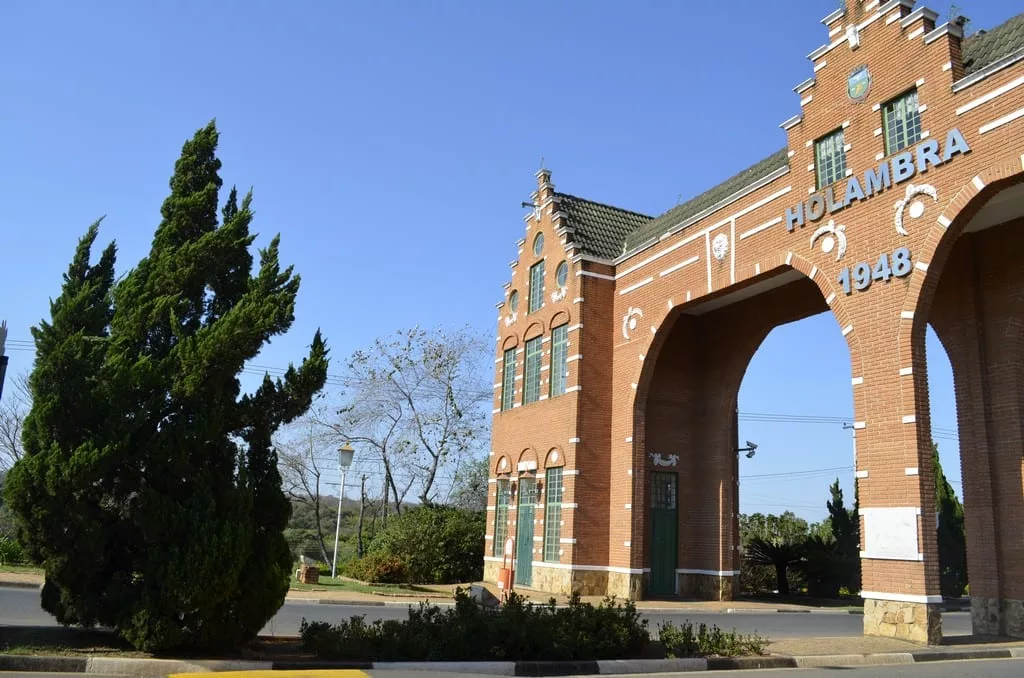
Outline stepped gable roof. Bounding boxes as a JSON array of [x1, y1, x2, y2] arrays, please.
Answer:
[[561, 13, 1023, 262]]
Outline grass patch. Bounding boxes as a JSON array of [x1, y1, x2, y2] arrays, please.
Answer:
[[0, 627, 146, 658], [0, 564, 44, 576], [289, 576, 440, 597]]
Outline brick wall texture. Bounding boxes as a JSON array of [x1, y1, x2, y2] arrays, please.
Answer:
[[484, 0, 1024, 641]]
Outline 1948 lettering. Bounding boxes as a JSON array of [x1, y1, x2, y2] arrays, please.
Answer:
[[838, 247, 912, 295]]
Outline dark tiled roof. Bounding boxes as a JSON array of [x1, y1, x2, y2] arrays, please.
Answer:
[[554, 192, 653, 260], [622, 149, 790, 253], [962, 12, 1024, 75]]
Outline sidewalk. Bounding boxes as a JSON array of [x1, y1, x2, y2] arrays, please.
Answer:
[[5, 571, 971, 616]]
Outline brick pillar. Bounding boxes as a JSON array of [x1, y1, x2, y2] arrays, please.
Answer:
[[856, 313, 943, 645], [929, 222, 1024, 638]]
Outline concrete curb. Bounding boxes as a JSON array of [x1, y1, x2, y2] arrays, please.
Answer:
[[0, 581, 43, 590], [4, 648, 1023, 675]]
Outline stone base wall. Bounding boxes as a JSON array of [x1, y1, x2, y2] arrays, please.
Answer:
[[571, 569, 611, 596], [863, 599, 942, 645], [483, 559, 501, 584], [607, 571, 642, 600], [530, 564, 573, 596], [677, 573, 736, 600], [972, 597, 1024, 637]]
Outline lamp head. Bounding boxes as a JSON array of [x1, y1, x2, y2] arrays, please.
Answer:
[[339, 442, 355, 469]]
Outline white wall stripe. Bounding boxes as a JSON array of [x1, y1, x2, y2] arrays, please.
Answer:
[[853, 421, 866, 430], [814, 60, 828, 72], [785, 251, 793, 265], [915, 78, 926, 87], [624, 503, 632, 510], [855, 470, 869, 479], [852, 376, 864, 386], [899, 366, 914, 376], [754, 262, 761, 275], [902, 414, 917, 424], [914, 261, 929, 272], [861, 591, 943, 604], [980, 107, 1024, 135], [624, 436, 633, 443], [569, 437, 581, 444], [905, 467, 919, 475], [842, 324, 854, 336], [942, 62, 952, 72], [937, 214, 951, 228], [619, 276, 654, 295], [900, 310, 915, 319], [801, 95, 813, 106], [567, 323, 583, 332], [809, 266, 818, 280], [659, 255, 700, 278], [874, 128, 883, 137], [740, 216, 782, 240], [572, 297, 584, 304], [566, 385, 582, 393], [907, 26, 925, 40], [567, 354, 582, 362], [676, 569, 740, 577], [826, 292, 836, 305], [972, 175, 987, 191], [956, 74, 1024, 116]]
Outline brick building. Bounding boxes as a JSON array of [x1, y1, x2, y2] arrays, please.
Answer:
[[484, 0, 1024, 644]]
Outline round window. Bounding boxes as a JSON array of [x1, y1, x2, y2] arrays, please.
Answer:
[[533, 233, 545, 257], [556, 261, 568, 287], [509, 290, 519, 311]]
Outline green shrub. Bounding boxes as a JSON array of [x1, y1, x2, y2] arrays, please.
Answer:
[[353, 505, 484, 584], [658, 620, 768, 658], [342, 552, 408, 584], [300, 589, 652, 661], [0, 535, 26, 565]]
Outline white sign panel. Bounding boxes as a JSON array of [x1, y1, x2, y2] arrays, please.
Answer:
[[860, 507, 922, 561]]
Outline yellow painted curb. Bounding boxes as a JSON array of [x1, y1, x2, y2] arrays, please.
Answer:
[[169, 672, 369, 678]]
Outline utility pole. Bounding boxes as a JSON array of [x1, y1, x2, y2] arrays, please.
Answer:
[[0, 321, 9, 402], [357, 474, 367, 558]]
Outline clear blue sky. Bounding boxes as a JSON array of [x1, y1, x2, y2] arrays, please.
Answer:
[[2, 1, 1016, 522]]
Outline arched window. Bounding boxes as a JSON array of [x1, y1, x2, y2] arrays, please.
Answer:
[[555, 260, 568, 288], [533, 233, 545, 257]]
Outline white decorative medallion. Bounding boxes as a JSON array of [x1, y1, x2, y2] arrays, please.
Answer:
[[649, 452, 679, 468], [712, 233, 729, 262], [503, 311, 518, 327], [622, 307, 643, 340], [810, 219, 848, 262], [550, 286, 568, 303], [894, 183, 938, 236], [846, 23, 861, 50]]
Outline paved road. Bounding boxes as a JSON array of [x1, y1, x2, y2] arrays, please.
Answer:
[[0, 586, 973, 639], [4, 662, 1024, 678]]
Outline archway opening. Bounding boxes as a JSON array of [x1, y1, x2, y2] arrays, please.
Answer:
[[919, 177, 1024, 637], [737, 310, 856, 602], [634, 267, 845, 600]]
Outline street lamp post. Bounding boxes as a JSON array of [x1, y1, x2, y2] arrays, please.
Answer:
[[331, 442, 355, 579]]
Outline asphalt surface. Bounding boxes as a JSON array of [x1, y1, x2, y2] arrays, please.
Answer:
[[0, 586, 974, 639]]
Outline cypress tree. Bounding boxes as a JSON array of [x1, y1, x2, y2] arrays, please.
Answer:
[[4, 121, 328, 651], [933, 442, 967, 597]]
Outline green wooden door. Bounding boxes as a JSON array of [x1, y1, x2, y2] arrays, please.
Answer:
[[515, 478, 536, 586], [649, 472, 678, 596]]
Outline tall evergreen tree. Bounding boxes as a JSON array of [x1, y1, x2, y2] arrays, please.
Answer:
[[4, 121, 328, 651], [933, 442, 967, 597], [826, 478, 861, 592]]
